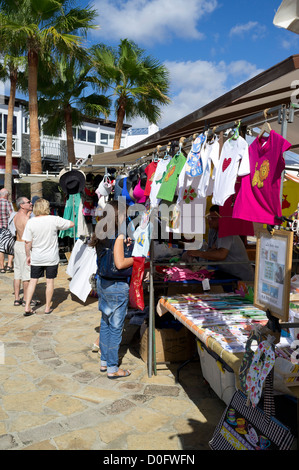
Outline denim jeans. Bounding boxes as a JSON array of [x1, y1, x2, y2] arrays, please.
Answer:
[[97, 277, 129, 373]]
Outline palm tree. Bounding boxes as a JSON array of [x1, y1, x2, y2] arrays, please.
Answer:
[[0, 0, 98, 197], [0, 50, 27, 199], [90, 39, 171, 150], [37, 54, 111, 164]]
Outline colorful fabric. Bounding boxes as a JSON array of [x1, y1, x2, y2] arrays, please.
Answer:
[[144, 161, 158, 196], [232, 130, 291, 225], [246, 340, 275, 407], [133, 180, 147, 204], [197, 138, 220, 198], [149, 156, 172, 207], [185, 134, 206, 177]]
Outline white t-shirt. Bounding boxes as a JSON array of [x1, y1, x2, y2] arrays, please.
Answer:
[[212, 136, 249, 206], [149, 156, 172, 208], [23, 215, 72, 266]]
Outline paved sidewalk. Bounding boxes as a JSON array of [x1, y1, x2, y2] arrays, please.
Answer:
[[0, 266, 226, 451]]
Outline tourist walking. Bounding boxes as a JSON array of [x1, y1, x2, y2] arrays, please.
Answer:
[[22, 198, 74, 316]]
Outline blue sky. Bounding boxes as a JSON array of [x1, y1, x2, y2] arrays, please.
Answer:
[[82, 0, 299, 129], [4, 0, 297, 131]]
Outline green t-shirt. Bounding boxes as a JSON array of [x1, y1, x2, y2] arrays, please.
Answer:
[[157, 153, 186, 202]]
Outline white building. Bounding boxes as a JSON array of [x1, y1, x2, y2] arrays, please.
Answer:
[[0, 95, 159, 186]]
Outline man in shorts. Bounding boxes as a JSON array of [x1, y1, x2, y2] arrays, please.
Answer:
[[13, 197, 41, 307]]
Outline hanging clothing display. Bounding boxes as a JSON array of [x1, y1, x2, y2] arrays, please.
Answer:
[[149, 156, 172, 208], [59, 193, 80, 239], [232, 130, 291, 225], [144, 160, 159, 197], [212, 135, 250, 206], [156, 152, 187, 202], [67, 239, 97, 302], [184, 134, 205, 177], [133, 180, 147, 204], [218, 178, 254, 238], [122, 177, 135, 206], [197, 138, 220, 198]]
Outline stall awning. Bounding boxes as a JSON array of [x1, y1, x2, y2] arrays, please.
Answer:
[[102, 54, 299, 159], [81, 147, 156, 173], [14, 173, 59, 184]]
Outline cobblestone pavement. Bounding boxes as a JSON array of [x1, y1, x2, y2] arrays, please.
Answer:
[[0, 266, 226, 451]]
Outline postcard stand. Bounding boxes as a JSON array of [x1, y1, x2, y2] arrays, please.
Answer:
[[254, 228, 299, 333]]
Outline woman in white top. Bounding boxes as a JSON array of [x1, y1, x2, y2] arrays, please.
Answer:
[[22, 198, 74, 316]]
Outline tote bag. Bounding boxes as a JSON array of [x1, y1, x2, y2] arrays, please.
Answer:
[[209, 371, 294, 450]]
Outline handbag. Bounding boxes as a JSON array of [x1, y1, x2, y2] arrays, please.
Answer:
[[209, 370, 294, 450], [98, 238, 133, 279], [129, 258, 149, 310]]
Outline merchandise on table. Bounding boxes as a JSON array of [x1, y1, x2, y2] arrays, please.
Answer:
[[159, 294, 268, 353]]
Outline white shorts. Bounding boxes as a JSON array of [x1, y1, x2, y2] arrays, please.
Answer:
[[14, 241, 30, 281]]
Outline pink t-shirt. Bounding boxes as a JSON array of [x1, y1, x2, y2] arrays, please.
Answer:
[[232, 130, 291, 225]]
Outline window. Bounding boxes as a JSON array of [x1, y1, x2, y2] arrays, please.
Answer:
[[78, 129, 86, 141], [3, 115, 17, 135], [87, 130, 96, 143], [100, 133, 108, 145], [0, 113, 2, 134]]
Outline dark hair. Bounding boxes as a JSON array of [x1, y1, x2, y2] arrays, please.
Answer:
[[89, 200, 126, 248]]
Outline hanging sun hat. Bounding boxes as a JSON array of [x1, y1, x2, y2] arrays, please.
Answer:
[[59, 168, 86, 195]]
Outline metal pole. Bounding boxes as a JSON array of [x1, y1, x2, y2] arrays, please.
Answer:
[[148, 241, 154, 377]]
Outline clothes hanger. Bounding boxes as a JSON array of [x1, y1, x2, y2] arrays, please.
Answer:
[[229, 120, 241, 141], [258, 110, 272, 140]]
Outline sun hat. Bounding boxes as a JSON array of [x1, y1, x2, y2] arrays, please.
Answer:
[[59, 169, 86, 195]]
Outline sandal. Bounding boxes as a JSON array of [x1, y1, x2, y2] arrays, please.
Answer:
[[100, 366, 107, 373], [107, 369, 131, 380], [0, 269, 6, 273], [14, 300, 22, 306], [6, 266, 13, 273], [24, 311, 34, 317]]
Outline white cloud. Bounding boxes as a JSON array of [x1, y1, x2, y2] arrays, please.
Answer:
[[91, 0, 218, 45], [130, 59, 263, 129], [229, 21, 266, 40]]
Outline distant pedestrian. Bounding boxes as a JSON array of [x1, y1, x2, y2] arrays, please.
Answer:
[[22, 198, 74, 316], [0, 188, 14, 273]]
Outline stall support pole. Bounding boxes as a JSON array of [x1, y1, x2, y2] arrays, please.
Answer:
[[148, 241, 155, 377]]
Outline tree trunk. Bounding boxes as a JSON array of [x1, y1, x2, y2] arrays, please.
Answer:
[[113, 98, 126, 150], [4, 68, 17, 201], [64, 105, 76, 164], [28, 48, 43, 198]]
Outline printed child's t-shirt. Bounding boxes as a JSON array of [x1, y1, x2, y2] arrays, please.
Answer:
[[232, 130, 291, 225], [212, 136, 250, 207], [156, 152, 187, 202]]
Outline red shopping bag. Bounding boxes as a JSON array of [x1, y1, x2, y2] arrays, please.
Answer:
[[129, 257, 147, 310]]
